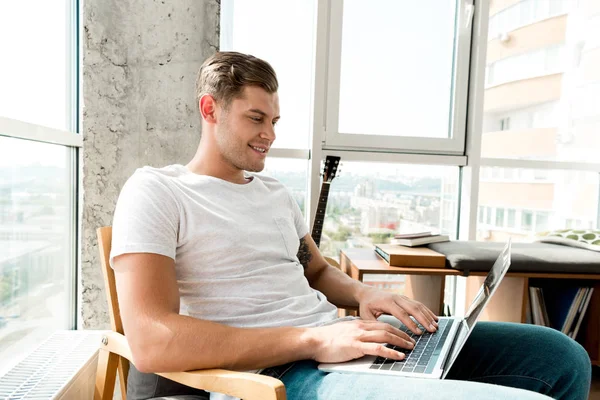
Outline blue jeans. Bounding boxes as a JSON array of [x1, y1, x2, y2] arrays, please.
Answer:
[[277, 322, 591, 400]]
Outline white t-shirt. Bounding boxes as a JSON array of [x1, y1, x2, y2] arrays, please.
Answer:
[[110, 164, 338, 328]]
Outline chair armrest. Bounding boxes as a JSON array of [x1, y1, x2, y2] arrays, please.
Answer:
[[100, 331, 286, 400]]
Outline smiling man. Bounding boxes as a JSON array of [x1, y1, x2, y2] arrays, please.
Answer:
[[110, 52, 591, 400]]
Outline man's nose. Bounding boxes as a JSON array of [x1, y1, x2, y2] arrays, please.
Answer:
[[261, 125, 276, 142]]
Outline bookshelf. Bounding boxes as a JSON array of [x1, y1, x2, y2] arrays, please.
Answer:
[[465, 273, 600, 366]]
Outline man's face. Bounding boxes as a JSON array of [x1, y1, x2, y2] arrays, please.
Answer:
[[215, 86, 280, 173]]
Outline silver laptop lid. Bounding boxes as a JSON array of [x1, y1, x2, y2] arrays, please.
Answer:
[[442, 239, 512, 377]]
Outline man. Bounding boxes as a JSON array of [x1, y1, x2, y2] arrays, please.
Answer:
[[111, 52, 591, 400]]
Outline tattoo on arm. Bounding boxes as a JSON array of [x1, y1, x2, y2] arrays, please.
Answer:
[[297, 238, 313, 269]]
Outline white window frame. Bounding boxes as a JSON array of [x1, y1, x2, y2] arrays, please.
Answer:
[[317, 0, 474, 155], [0, 0, 80, 347]]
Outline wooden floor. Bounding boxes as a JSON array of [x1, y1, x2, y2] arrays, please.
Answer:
[[591, 366, 600, 400]]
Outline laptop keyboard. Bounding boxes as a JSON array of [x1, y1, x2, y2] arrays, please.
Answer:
[[370, 319, 451, 374]]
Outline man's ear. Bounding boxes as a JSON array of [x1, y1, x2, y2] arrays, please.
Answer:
[[199, 94, 217, 124]]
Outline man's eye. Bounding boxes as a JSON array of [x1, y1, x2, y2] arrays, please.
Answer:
[[250, 117, 262, 123]]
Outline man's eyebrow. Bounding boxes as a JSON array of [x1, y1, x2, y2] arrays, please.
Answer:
[[248, 108, 280, 120]]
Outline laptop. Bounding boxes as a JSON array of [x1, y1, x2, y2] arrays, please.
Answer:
[[318, 239, 512, 379]]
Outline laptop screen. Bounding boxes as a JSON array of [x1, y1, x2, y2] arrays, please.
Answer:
[[464, 239, 512, 329], [441, 239, 512, 378]]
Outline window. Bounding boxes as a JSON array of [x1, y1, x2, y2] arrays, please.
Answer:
[[486, 207, 493, 225], [507, 209, 517, 228], [478, 168, 598, 241], [0, 1, 74, 131], [319, 162, 459, 258], [482, 2, 600, 163], [495, 208, 505, 227], [262, 158, 309, 216], [0, 0, 78, 375], [321, 0, 472, 154], [486, 45, 565, 87], [521, 211, 534, 231], [535, 212, 550, 232], [489, 0, 569, 39], [220, 0, 315, 150], [0, 135, 78, 375]]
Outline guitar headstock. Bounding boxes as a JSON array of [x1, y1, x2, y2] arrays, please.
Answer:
[[322, 156, 341, 183]]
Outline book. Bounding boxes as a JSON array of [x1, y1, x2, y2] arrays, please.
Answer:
[[540, 285, 581, 331], [569, 288, 594, 339], [529, 287, 542, 326], [561, 288, 586, 335], [393, 231, 432, 239], [390, 234, 450, 247], [374, 244, 446, 268]]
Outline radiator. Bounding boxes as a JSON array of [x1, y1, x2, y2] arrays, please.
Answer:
[[0, 330, 103, 400]]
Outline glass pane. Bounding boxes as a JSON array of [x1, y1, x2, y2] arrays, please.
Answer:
[[478, 167, 599, 242], [319, 162, 459, 258], [222, 0, 315, 149], [262, 158, 308, 217], [482, 1, 600, 163], [0, 1, 70, 130], [0, 137, 73, 375], [338, 0, 458, 138]]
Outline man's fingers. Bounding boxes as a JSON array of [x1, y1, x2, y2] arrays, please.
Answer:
[[387, 307, 422, 335], [360, 330, 415, 350], [392, 300, 438, 333], [360, 342, 405, 361], [357, 320, 414, 343]]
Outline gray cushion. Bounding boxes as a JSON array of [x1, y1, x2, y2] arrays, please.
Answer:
[[428, 241, 600, 274]]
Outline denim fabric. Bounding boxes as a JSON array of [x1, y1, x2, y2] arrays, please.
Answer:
[[280, 322, 591, 400]]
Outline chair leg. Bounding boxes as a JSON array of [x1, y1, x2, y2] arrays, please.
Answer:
[[95, 348, 119, 400], [118, 357, 129, 400]]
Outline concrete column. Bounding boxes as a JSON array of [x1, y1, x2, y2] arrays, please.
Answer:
[[81, 0, 219, 328]]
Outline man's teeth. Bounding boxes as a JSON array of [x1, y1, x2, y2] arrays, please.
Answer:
[[251, 146, 266, 153]]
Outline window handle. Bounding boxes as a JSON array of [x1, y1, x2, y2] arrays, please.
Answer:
[[464, 2, 475, 30]]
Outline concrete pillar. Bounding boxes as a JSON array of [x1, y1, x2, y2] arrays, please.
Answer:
[[81, 0, 219, 328]]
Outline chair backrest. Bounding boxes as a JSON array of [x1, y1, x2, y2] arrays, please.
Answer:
[[96, 226, 129, 399]]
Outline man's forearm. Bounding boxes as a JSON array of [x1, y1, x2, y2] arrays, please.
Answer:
[[309, 263, 373, 308], [130, 313, 316, 373]]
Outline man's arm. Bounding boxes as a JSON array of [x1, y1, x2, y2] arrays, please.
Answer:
[[298, 235, 373, 309], [114, 252, 414, 373], [300, 234, 439, 333], [114, 252, 315, 373]]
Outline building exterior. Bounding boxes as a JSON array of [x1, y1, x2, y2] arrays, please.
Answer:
[[478, 0, 600, 242]]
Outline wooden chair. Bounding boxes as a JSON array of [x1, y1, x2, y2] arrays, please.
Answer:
[[94, 226, 287, 400]]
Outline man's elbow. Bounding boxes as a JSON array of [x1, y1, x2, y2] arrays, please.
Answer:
[[126, 324, 176, 373]]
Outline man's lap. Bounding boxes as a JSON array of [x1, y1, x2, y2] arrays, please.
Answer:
[[136, 321, 590, 400], [279, 321, 589, 400]]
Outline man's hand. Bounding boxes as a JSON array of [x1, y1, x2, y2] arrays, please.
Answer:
[[309, 319, 416, 363], [358, 288, 439, 335]]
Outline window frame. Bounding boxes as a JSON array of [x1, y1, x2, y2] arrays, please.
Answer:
[[0, 0, 80, 339], [318, 0, 474, 155]]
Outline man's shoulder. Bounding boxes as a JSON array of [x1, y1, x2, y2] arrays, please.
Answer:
[[120, 165, 187, 203], [127, 164, 186, 186]]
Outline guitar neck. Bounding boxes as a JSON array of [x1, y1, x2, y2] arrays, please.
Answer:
[[311, 182, 331, 248]]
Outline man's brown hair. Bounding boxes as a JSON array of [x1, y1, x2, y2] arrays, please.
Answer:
[[195, 51, 278, 110]]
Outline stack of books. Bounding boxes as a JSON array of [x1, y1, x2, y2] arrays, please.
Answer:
[[529, 284, 594, 339], [390, 231, 450, 247]]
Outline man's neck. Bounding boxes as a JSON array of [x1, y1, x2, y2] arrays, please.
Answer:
[[186, 150, 249, 184]]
